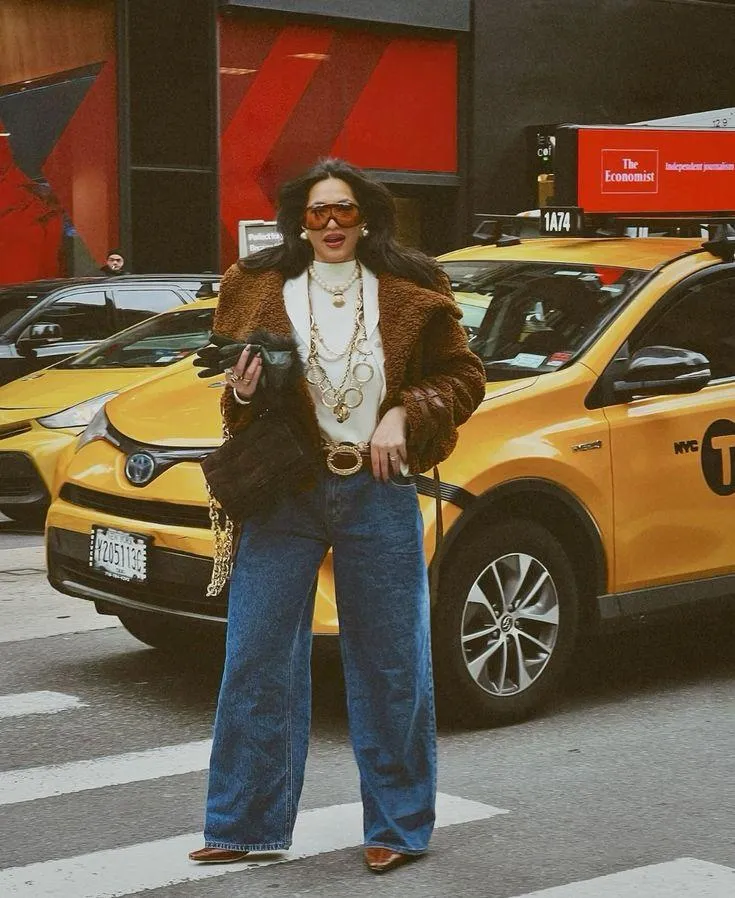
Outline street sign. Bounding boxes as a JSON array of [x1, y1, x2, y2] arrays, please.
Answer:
[[238, 220, 283, 258]]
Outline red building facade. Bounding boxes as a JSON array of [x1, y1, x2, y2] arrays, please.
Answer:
[[218, 18, 458, 267], [0, 0, 118, 283], [3, 0, 735, 282]]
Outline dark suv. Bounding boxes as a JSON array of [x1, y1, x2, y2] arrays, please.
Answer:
[[0, 274, 219, 385]]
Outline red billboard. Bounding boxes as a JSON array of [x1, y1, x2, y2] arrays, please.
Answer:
[[568, 127, 735, 214]]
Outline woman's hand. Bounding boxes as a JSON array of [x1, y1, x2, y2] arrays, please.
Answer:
[[370, 406, 408, 481], [225, 345, 263, 400]]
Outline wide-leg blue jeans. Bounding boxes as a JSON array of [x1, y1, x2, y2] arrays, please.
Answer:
[[203, 469, 437, 854]]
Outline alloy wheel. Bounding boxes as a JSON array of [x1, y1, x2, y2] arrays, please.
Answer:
[[460, 551, 560, 696]]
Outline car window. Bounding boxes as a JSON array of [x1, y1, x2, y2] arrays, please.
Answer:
[[0, 286, 55, 331], [631, 276, 735, 381], [112, 287, 184, 329], [442, 260, 647, 380], [58, 305, 215, 370], [39, 289, 112, 341]]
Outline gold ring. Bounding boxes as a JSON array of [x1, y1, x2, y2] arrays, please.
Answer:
[[243, 377, 252, 385], [389, 454, 398, 460]]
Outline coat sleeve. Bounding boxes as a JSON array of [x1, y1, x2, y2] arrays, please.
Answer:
[[399, 284, 486, 464], [212, 265, 254, 435], [212, 264, 247, 338]]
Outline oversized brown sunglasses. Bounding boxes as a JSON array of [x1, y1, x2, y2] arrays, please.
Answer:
[[303, 202, 363, 230]]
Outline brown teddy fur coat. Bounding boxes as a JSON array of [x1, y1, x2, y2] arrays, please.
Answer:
[[212, 263, 486, 474]]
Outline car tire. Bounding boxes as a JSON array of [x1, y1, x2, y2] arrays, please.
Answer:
[[0, 504, 47, 528], [433, 518, 580, 727]]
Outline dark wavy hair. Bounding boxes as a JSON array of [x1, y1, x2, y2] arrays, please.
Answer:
[[239, 158, 445, 290]]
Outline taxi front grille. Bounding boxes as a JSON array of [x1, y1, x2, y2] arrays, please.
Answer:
[[0, 452, 47, 501], [60, 483, 211, 529]]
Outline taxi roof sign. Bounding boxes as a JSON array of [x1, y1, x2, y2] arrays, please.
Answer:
[[555, 125, 735, 216]]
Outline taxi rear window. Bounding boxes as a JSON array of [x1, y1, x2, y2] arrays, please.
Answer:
[[442, 260, 646, 379]]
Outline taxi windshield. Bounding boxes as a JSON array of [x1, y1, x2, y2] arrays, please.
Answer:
[[58, 305, 215, 369], [443, 260, 647, 379]]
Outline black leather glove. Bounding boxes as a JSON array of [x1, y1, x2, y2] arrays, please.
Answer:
[[194, 330, 301, 412], [193, 333, 253, 378]]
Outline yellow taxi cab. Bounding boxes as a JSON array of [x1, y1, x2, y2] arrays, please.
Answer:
[[0, 299, 217, 526], [45, 229, 735, 726]]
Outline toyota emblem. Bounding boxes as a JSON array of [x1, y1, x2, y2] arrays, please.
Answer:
[[125, 452, 156, 486]]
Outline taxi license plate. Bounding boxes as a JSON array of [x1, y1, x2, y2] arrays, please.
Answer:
[[90, 526, 149, 582]]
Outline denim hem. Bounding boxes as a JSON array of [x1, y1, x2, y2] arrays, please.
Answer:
[[204, 840, 291, 852], [364, 841, 429, 856]]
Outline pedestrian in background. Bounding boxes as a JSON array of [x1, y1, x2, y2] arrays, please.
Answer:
[[189, 158, 485, 874], [99, 248, 127, 275]]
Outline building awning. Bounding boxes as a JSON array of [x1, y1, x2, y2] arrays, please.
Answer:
[[219, 0, 471, 32]]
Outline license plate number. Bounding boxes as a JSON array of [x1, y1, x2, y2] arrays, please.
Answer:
[[90, 527, 148, 582]]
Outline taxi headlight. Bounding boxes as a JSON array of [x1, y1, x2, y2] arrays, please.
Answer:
[[74, 405, 114, 452], [37, 392, 118, 431]]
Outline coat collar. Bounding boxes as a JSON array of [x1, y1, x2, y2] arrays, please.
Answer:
[[375, 272, 459, 400]]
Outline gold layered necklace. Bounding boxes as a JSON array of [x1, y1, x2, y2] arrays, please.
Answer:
[[305, 264, 375, 423], [308, 262, 360, 308]]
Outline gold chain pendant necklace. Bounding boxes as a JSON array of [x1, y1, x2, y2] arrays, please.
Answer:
[[305, 266, 375, 423]]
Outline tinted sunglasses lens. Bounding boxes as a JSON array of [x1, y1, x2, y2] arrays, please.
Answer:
[[304, 204, 361, 230], [304, 207, 330, 229], [333, 204, 361, 227]]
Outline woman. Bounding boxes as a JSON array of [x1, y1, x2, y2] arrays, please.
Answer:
[[189, 159, 485, 873]]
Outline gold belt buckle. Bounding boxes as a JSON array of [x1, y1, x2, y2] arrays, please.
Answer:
[[325, 443, 363, 476]]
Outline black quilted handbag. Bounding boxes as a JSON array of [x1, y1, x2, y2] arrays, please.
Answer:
[[201, 413, 312, 522], [198, 330, 315, 523]]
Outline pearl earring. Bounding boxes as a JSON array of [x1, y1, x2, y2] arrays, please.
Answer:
[[300, 229, 309, 241], [360, 225, 369, 237]]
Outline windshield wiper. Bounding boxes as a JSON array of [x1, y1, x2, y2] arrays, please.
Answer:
[[482, 362, 541, 381]]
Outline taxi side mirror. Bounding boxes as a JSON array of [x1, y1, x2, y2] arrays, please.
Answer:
[[16, 322, 64, 356], [613, 346, 711, 401]]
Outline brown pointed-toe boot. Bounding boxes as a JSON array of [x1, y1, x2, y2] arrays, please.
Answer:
[[188, 847, 250, 864], [363, 846, 418, 873]]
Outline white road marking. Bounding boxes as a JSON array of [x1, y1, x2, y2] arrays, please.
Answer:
[[0, 691, 85, 720], [510, 858, 734, 897], [0, 792, 506, 897], [0, 740, 213, 806]]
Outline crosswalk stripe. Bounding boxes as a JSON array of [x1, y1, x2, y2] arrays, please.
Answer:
[[0, 740, 212, 806], [509, 858, 734, 897], [0, 792, 507, 897], [0, 691, 85, 720]]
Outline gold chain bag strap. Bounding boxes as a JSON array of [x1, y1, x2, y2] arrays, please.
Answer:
[[206, 418, 235, 597]]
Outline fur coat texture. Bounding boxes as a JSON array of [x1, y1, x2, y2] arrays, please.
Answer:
[[213, 262, 486, 474]]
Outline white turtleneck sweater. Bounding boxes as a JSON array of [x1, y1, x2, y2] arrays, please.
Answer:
[[283, 260, 386, 446]]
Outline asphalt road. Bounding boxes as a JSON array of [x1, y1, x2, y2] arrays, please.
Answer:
[[0, 518, 733, 898]]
